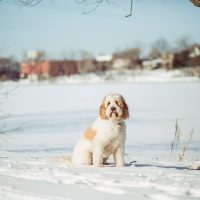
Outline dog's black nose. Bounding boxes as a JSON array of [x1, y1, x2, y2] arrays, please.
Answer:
[[111, 107, 116, 111]]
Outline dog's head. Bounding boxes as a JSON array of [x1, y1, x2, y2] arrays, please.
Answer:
[[99, 94, 129, 120]]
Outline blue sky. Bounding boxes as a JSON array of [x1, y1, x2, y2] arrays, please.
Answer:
[[0, 0, 200, 60]]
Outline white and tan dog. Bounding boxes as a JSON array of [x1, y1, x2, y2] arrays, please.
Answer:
[[71, 93, 129, 167]]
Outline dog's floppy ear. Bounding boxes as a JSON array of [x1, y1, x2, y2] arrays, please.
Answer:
[[122, 101, 129, 120], [99, 104, 107, 119], [99, 98, 107, 119], [119, 96, 129, 120]]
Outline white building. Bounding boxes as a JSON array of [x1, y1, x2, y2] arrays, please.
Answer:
[[189, 46, 200, 58], [26, 50, 45, 61], [112, 58, 131, 70], [95, 55, 112, 62]]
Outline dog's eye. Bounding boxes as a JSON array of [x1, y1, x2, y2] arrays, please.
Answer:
[[107, 102, 110, 106], [115, 101, 119, 105]]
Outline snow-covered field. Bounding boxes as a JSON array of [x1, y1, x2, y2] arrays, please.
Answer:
[[0, 81, 200, 200], [18, 69, 200, 84]]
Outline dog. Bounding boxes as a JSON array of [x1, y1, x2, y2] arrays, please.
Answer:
[[71, 93, 129, 167]]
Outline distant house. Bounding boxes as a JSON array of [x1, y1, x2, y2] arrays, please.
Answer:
[[26, 50, 45, 62], [142, 53, 174, 70], [95, 55, 112, 63], [95, 55, 112, 71], [162, 53, 174, 70], [142, 58, 164, 69], [21, 60, 78, 80], [189, 46, 200, 58], [112, 48, 141, 70], [77, 58, 97, 74], [112, 58, 132, 70], [21, 61, 48, 79], [173, 45, 200, 68], [49, 60, 78, 77], [0, 58, 20, 81]]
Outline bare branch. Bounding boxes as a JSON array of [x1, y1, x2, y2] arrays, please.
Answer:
[[14, 0, 43, 7], [83, 0, 104, 14], [0, 45, 9, 56], [76, 0, 132, 16], [105, 0, 125, 11], [125, 0, 133, 17], [76, 0, 87, 4]]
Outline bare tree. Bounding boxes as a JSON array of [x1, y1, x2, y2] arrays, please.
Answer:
[[113, 47, 140, 63], [176, 36, 193, 52], [77, 50, 95, 73], [149, 38, 171, 58], [0, 45, 9, 56]]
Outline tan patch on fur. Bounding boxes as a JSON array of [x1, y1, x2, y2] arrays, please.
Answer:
[[84, 127, 96, 141]]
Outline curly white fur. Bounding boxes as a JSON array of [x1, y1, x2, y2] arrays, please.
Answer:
[[71, 93, 129, 167]]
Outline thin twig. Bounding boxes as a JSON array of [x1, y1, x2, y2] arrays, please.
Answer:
[[15, 0, 42, 7], [125, 0, 133, 17], [76, 0, 132, 16]]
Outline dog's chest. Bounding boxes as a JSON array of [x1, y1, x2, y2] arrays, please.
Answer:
[[101, 123, 124, 157], [109, 122, 122, 137], [93, 119, 125, 143], [104, 122, 124, 149]]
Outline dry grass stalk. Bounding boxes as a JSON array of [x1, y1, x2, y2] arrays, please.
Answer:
[[179, 130, 193, 161], [170, 120, 181, 161], [170, 120, 194, 162]]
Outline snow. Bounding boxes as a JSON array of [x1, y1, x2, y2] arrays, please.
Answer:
[[8, 69, 199, 85], [0, 81, 200, 200]]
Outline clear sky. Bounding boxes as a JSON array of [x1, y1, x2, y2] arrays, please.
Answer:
[[0, 0, 200, 60]]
